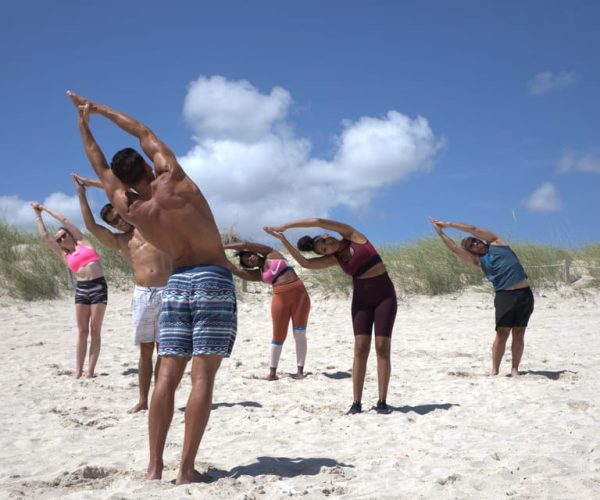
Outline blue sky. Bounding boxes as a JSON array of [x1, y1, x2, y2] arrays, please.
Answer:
[[1, 1, 599, 247]]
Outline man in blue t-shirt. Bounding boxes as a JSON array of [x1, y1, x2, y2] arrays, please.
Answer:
[[430, 218, 534, 377]]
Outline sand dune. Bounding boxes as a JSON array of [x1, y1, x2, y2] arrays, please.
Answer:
[[0, 285, 599, 499]]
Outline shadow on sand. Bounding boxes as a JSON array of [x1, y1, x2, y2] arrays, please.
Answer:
[[389, 403, 460, 415], [200, 456, 353, 482], [521, 370, 577, 380], [322, 371, 352, 380], [178, 401, 263, 412]]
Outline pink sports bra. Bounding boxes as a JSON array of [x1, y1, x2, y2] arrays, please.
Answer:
[[335, 239, 382, 277], [262, 259, 289, 285], [66, 244, 101, 273]]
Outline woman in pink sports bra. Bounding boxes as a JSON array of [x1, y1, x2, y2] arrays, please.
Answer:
[[224, 241, 311, 381], [32, 201, 107, 379], [265, 218, 397, 415]]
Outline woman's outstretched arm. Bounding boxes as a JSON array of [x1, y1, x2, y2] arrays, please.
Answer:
[[270, 218, 365, 242], [264, 227, 337, 270], [31, 202, 64, 259]]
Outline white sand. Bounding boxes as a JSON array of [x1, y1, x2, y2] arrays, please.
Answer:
[[0, 284, 599, 499]]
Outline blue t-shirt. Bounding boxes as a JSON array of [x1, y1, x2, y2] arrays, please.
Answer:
[[479, 245, 528, 291]]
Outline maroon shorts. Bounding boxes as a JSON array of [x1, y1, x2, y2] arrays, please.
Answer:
[[351, 272, 397, 337]]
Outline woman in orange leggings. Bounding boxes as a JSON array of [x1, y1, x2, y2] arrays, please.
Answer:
[[224, 241, 311, 380]]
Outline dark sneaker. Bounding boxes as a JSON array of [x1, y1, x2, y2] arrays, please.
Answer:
[[347, 401, 362, 415], [375, 399, 391, 414]]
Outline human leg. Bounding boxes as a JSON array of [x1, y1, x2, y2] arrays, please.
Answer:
[[87, 303, 106, 377], [372, 275, 397, 407], [510, 327, 526, 376], [374, 336, 391, 402], [147, 355, 187, 480], [269, 292, 290, 380], [351, 335, 372, 408], [177, 355, 223, 484], [131, 286, 163, 412], [74, 303, 91, 379], [129, 342, 155, 413], [290, 282, 310, 379], [491, 327, 511, 375]]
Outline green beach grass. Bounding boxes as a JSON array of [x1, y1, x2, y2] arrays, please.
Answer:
[[1, 221, 599, 301]]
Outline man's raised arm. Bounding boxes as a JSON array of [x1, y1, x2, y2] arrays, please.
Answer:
[[68, 93, 129, 214], [71, 174, 121, 251], [67, 91, 184, 180]]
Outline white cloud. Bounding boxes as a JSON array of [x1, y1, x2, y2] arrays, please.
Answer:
[[529, 71, 577, 95], [180, 75, 445, 238], [523, 182, 563, 213], [2, 75, 444, 241], [183, 75, 292, 143], [558, 150, 600, 174], [0, 193, 91, 231]]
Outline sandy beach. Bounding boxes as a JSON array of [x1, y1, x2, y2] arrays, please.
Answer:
[[0, 283, 599, 499]]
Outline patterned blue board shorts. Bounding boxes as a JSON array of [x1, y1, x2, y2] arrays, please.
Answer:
[[158, 264, 237, 357]]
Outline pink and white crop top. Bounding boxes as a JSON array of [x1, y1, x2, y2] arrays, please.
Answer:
[[262, 259, 289, 285], [66, 244, 101, 273], [335, 239, 382, 277]]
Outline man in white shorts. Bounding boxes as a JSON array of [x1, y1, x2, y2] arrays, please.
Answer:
[[72, 174, 172, 412]]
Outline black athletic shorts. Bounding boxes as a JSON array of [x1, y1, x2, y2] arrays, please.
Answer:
[[494, 286, 534, 329], [75, 277, 108, 305]]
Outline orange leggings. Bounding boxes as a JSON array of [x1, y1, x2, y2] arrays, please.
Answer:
[[271, 279, 311, 344]]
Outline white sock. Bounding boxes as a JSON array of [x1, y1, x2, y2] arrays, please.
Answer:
[[293, 328, 307, 368], [270, 343, 283, 368]]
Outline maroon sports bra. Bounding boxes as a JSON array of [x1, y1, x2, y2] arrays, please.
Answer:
[[335, 239, 382, 277]]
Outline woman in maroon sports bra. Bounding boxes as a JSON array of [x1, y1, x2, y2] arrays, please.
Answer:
[[264, 218, 397, 415]]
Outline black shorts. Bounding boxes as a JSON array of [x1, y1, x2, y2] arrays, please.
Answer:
[[494, 287, 534, 329], [75, 277, 108, 305]]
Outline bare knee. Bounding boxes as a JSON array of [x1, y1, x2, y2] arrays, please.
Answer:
[[375, 344, 390, 360], [140, 343, 155, 360], [354, 339, 371, 360]]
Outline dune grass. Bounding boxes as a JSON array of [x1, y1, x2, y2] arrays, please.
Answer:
[[1, 220, 599, 301]]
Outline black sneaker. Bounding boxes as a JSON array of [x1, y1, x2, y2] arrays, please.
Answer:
[[375, 399, 391, 414], [347, 401, 362, 415]]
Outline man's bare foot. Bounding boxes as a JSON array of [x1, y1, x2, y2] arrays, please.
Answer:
[[86, 372, 96, 378], [176, 468, 205, 485], [128, 401, 148, 413], [511, 368, 520, 377], [74, 371, 83, 379], [147, 461, 163, 480], [294, 368, 304, 380]]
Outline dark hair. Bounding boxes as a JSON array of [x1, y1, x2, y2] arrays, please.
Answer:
[[297, 235, 316, 252], [56, 227, 75, 253], [100, 203, 114, 224], [110, 148, 147, 185], [236, 250, 264, 269], [461, 236, 487, 254]]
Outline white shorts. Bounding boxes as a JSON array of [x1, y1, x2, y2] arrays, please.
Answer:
[[131, 286, 164, 345]]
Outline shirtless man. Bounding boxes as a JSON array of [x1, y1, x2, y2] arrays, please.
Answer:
[[68, 91, 237, 485], [71, 173, 172, 413]]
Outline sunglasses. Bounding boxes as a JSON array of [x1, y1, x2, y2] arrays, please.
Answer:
[[55, 233, 69, 243]]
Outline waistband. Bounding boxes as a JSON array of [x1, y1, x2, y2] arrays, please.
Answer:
[[134, 285, 166, 292], [495, 286, 532, 295], [352, 271, 391, 285], [171, 264, 232, 278], [272, 277, 304, 294], [76, 276, 107, 286]]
